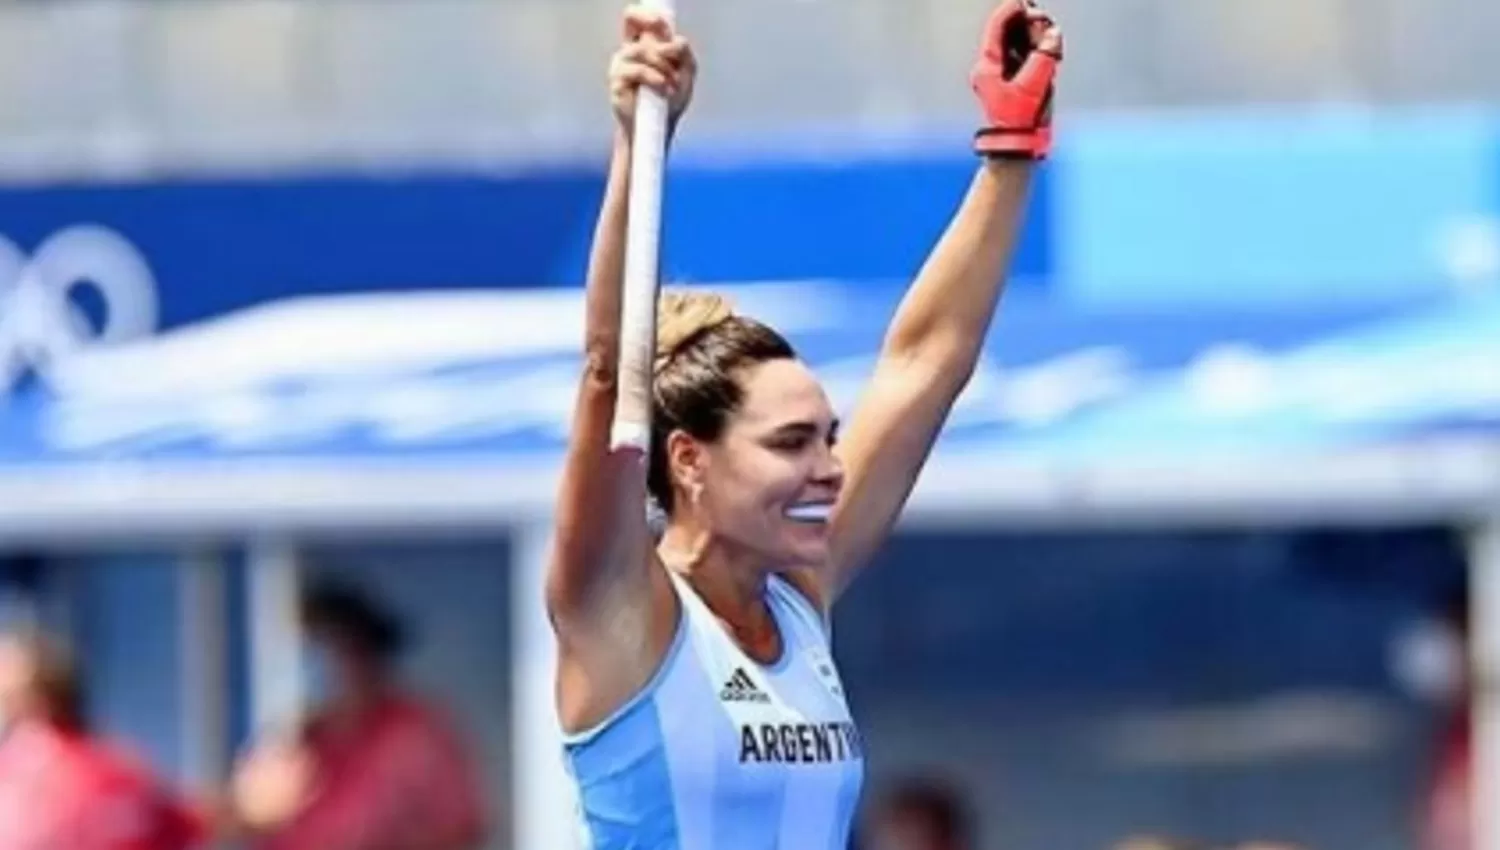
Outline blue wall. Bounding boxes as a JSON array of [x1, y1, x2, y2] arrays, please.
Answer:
[[71, 554, 185, 775]]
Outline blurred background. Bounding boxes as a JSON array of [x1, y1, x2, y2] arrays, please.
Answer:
[[0, 0, 1497, 849]]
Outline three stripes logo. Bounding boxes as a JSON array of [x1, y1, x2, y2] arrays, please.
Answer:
[[719, 667, 770, 704]]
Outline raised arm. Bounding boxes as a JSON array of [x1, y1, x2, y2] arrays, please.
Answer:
[[546, 8, 695, 625], [822, 2, 1063, 599]]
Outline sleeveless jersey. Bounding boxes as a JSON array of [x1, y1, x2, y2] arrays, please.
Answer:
[[562, 572, 866, 850]]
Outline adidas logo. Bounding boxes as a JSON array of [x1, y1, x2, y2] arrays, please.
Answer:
[[719, 667, 770, 704]]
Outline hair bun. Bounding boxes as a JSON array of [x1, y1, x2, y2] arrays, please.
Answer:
[[655, 291, 734, 371]]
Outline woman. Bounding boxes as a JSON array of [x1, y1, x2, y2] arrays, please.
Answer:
[[0, 627, 205, 850], [547, 3, 1062, 848]]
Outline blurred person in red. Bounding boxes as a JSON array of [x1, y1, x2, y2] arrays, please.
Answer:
[[229, 578, 488, 850], [864, 777, 975, 850], [0, 626, 205, 850]]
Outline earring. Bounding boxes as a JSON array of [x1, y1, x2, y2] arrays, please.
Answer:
[[689, 481, 704, 507]]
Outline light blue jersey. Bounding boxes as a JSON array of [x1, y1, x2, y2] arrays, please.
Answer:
[[562, 571, 866, 850]]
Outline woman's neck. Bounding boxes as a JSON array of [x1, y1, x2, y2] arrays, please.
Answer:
[[659, 523, 770, 627]]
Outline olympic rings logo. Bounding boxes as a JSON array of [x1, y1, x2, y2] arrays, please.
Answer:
[[0, 225, 158, 393]]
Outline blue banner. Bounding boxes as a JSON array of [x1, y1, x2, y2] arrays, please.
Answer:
[[0, 156, 1051, 333], [1053, 107, 1500, 305]]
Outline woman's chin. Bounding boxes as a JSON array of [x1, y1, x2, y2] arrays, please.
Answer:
[[776, 525, 832, 568]]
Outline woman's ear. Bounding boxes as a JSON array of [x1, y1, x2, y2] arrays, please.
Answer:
[[666, 430, 707, 506]]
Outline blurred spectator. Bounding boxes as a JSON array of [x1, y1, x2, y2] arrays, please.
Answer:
[[230, 577, 488, 850], [0, 627, 204, 850], [865, 776, 975, 850], [1420, 584, 1471, 850]]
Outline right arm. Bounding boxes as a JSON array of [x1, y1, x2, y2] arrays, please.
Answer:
[[545, 9, 694, 627], [544, 132, 651, 623]]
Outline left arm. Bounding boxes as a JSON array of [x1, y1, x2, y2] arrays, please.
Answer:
[[824, 160, 1032, 594], [812, 0, 1063, 604]]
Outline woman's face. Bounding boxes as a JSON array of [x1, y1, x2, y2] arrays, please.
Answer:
[[685, 358, 844, 568], [0, 636, 37, 723]]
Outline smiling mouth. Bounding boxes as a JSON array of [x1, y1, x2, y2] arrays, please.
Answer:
[[784, 502, 834, 524]]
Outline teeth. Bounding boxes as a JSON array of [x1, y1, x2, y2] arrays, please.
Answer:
[[785, 502, 833, 523]]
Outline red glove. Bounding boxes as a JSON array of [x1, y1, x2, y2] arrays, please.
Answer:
[[970, 0, 1063, 160]]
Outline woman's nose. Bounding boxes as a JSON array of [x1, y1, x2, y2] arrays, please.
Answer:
[[813, 452, 844, 487]]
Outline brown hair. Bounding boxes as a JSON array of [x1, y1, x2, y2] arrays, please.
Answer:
[[648, 291, 796, 515], [299, 576, 408, 662], [875, 777, 975, 850], [3, 627, 87, 731]]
